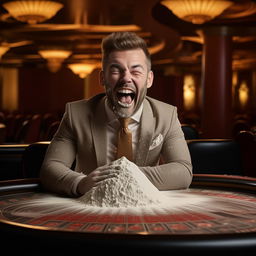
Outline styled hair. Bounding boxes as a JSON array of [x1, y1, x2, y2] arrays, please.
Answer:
[[101, 31, 151, 70]]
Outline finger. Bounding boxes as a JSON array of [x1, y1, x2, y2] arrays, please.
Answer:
[[94, 181, 103, 187], [109, 164, 122, 170], [90, 170, 101, 177], [95, 172, 119, 182], [94, 180, 100, 186], [96, 174, 108, 182], [99, 170, 120, 176], [97, 165, 121, 172]]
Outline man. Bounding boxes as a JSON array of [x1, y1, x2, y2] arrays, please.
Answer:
[[40, 32, 192, 196]]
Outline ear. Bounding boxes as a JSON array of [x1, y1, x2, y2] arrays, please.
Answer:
[[99, 70, 105, 87], [146, 71, 154, 89]]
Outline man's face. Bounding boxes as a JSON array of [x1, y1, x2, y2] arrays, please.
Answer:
[[101, 49, 153, 118]]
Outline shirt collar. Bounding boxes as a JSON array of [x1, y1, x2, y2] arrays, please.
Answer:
[[105, 98, 143, 124]]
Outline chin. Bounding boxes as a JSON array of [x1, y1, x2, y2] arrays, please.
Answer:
[[114, 107, 134, 118], [115, 110, 131, 118]]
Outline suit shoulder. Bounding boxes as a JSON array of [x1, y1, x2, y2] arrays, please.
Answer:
[[145, 96, 177, 114], [67, 94, 105, 110]]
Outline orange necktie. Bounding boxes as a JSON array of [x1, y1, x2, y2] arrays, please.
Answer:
[[116, 118, 133, 161]]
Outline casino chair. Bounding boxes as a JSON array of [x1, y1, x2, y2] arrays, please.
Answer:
[[22, 141, 50, 178], [187, 139, 243, 175], [0, 123, 6, 143], [181, 124, 200, 140], [43, 120, 60, 140], [22, 141, 76, 178], [235, 130, 256, 177], [16, 114, 42, 143], [0, 144, 29, 180]]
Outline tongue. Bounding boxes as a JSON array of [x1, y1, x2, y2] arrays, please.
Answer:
[[119, 95, 132, 104]]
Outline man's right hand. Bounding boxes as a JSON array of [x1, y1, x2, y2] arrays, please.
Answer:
[[77, 164, 120, 195]]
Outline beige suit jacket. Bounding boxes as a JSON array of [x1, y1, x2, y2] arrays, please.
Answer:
[[40, 94, 192, 196]]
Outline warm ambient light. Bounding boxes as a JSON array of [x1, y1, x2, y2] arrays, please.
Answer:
[[2, 0, 63, 25], [0, 46, 10, 58], [38, 49, 72, 72], [161, 0, 234, 24], [183, 74, 196, 110], [239, 81, 249, 109], [68, 63, 96, 79]]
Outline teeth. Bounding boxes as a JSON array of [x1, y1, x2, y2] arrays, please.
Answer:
[[117, 89, 133, 94]]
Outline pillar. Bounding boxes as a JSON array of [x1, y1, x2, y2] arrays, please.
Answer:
[[1, 67, 19, 112], [201, 27, 233, 138]]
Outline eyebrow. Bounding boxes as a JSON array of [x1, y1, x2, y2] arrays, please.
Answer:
[[110, 63, 122, 69], [109, 63, 145, 70], [131, 64, 144, 70]]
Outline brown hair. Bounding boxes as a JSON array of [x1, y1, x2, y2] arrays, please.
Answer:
[[101, 32, 151, 70]]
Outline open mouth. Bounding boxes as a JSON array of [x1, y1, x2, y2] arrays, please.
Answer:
[[116, 89, 136, 107]]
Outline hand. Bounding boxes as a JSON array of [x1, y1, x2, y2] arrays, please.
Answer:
[[77, 164, 120, 195]]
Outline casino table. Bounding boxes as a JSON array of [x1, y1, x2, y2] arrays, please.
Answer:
[[0, 174, 256, 255]]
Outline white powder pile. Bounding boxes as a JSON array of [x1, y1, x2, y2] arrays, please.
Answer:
[[78, 157, 166, 208]]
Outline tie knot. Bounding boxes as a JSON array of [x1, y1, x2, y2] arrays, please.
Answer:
[[119, 118, 131, 129]]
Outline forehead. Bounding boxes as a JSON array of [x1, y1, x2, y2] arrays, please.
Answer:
[[107, 49, 147, 66]]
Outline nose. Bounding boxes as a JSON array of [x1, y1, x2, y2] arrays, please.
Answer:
[[121, 70, 132, 83]]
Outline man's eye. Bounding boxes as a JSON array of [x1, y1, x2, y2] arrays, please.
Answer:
[[132, 70, 143, 76], [110, 68, 120, 74]]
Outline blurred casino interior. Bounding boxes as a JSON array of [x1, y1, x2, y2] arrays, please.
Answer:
[[0, 0, 256, 143]]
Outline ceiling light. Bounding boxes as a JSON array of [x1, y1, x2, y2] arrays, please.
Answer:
[[38, 49, 72, 59], [68, 63, 96, 79], [2, 0, 63, 25], [161, 0, 234, 24], [38, 49, 72, 72]]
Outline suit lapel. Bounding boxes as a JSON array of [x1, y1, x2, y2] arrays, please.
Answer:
[[91, 97, 108, 166], [135, 99, 155, 166]]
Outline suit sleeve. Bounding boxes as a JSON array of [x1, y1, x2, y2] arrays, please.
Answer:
[[139, 108, 193, 190], [40, 103, 85, 196]]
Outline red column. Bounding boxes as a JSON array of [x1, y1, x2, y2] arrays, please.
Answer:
[[201, 27, 233, 138]]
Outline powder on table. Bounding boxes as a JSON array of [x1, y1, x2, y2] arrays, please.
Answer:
[[78, 157, 167, 208]]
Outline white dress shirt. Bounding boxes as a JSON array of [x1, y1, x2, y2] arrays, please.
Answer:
[[105, 99, 143, 163]]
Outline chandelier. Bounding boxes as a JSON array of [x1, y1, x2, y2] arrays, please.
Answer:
[[68, 63, 97, 79], [2, 0, 63, 25], [161, 0, 234, 24], [38, 49, 72, 72]]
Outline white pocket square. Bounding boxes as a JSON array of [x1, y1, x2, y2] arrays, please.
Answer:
[[149, 134, 163, 150]]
